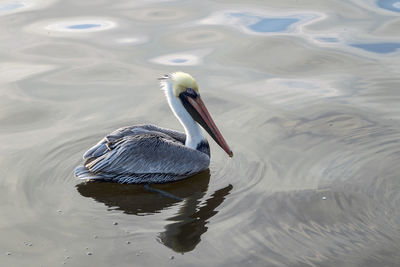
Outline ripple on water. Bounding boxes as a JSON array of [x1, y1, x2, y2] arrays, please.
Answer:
[[115, 36, 148, 45], [45, 19, 116, 32], [19, 130, 102, 190], [315, 37, 340, 43], [233, 13, 299, 33], [242, 78, 341, 109], [20, 127, 236, 253], [123, 7, 191, 22], [0, 2, 24, 11], [0, 1, 32, 14], [350, 42, 400, 54], [0, 62, 55, 84], [150, 49, 211, 66], [171, 29, 225, 44], [26, 18, 117, 36], [0, 0, 59, 16], [199, 10, 320, 35], [209, 104, 400, 265], [377, 0, 400, 12]]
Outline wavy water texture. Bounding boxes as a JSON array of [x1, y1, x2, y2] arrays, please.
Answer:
[[0, 0, 400, 266]]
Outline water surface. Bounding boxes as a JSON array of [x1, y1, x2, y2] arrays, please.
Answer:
[[1, 0, 400, 266]]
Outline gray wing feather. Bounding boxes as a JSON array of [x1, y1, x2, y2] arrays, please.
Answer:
[[83, 124, 185, 161], [86, 133, 208, 175], [76, 124, 209, 184], [83, 138, 108, 159]]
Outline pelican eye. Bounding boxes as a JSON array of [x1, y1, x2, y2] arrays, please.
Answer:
[[185, 88, 198, 98]]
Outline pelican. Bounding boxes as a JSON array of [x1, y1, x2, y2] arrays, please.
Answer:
[[75, 72, 232, 184]]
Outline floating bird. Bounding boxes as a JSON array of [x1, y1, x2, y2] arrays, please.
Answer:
[[75, 72, 232, 184]]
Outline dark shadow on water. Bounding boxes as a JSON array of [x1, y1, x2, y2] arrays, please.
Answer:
[[76, 170, 233, 253]]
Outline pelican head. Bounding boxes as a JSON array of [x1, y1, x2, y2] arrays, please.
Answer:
[[160, 72, 233, 157]]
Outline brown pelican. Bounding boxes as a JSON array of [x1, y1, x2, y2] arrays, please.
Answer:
[[75, 72, 232, 184]]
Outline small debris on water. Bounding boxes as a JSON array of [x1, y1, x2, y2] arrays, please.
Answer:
[[170, 256, 175, 260], [87, 252, 92, 256], [94, 235, 98, 239], [126, 241, 131, 244], [65, 256, 70, 260], [136, 250, 143, 256], [322, 196, 327, 200], [57, 210, 62, 213], [113, 222, 118, 225], [6, 252, 11, 255]]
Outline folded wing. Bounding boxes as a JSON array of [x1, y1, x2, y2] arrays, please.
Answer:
[[75, 125, 209, 184]]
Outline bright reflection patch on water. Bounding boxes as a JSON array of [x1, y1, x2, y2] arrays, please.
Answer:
[[116, 36, 147, 45], [0, 2, 24, 11], [377, 0, 400, 12], [0, 0, 59, 15], [351, 42, 400, 53], [200, 10, 319, 35], [0, 1, 33, 13]]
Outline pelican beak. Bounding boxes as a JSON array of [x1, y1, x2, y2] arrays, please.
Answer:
[[180, 89, 233, 157]]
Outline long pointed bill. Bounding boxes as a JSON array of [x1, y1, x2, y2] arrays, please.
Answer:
[[180, 92, 233, 157]]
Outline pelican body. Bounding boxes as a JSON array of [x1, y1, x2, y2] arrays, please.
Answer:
[[75, 72, 232, 184]]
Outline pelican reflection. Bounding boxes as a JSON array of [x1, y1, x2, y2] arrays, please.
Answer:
[[76, 170, 232, 252]]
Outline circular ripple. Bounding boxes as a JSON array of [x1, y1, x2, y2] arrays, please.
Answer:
[[0, 2, 24, 11], [116, 37, 147, 45], [199, 10, 321, 35], [45, 19, 116, 32], [151, 53, 200, 66], [377, 0, 400, 12], [0, 0, 33, 14], [171, 29, 225, 44], [26, 18, 117, 36], [150, 50, 211, 66]]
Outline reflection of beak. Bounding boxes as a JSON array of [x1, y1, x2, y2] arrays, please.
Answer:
[[181, 93, 233, 157]]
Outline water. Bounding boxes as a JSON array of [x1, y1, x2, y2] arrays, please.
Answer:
[[377, 0, 400, 12], [351, 42, 400, 53], [1, 0, 400, 266]]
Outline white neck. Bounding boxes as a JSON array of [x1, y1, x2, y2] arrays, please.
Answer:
[[161, 80, 206, 150]]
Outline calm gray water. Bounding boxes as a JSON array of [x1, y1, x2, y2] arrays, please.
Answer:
[[1, 0, 400, 266]]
